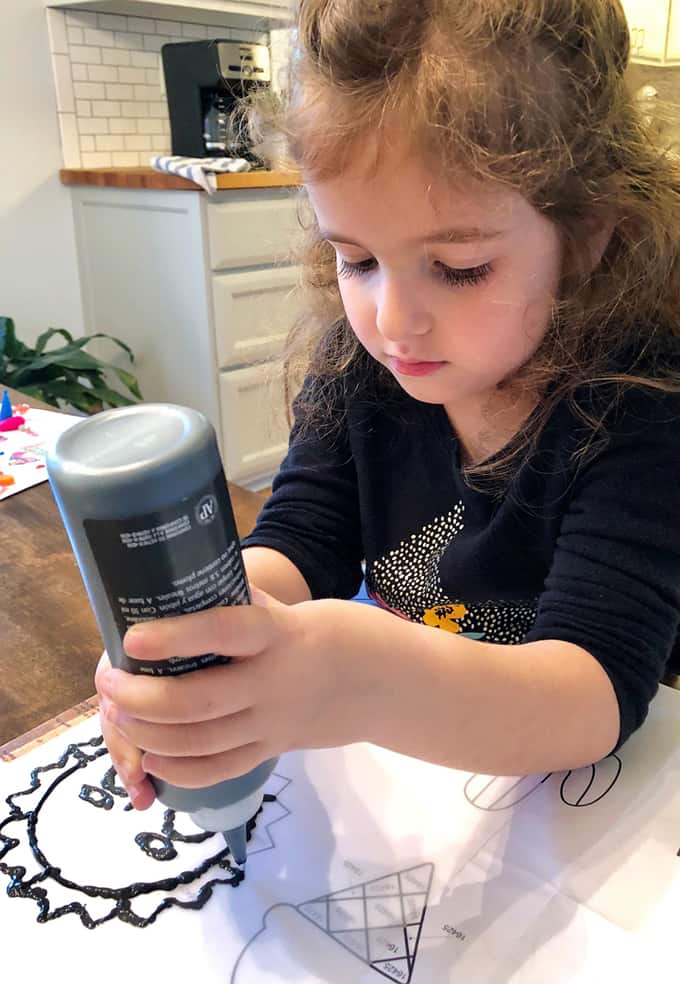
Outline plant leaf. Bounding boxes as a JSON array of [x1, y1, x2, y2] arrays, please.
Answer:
[[1, 321, 143, 410], [16, 383, 61, 408], [110, 366, 143, 400], [81, 381, 135, 407], [42, 331, 135, 361], [17, 347, 104, 373], [29, 379, 97, 413], [35, 327, 74, 353], [90, 333, 135, 362], [0, 317, 31, 360]]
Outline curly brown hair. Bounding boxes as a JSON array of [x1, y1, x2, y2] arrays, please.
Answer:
[[249, 0, 680, 478]]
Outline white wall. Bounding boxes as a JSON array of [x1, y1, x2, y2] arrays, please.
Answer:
[[0, 1, 84, 347]]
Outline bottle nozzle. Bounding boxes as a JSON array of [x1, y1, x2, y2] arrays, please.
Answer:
[[224, 824, 248, 865]]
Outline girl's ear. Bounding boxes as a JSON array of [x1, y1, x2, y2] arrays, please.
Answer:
[[583, 214, 616, 273]]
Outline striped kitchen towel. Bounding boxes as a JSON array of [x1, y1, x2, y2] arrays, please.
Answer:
[[150, 155, 251, 193]]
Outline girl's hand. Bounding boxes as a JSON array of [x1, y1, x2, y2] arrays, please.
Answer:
[[96, 652, 155, 810], [95, 589, 384, 808]]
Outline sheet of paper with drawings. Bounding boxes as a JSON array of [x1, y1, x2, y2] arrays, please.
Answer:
[[0, 405, 80, 499], [2, 685, 680, 983]]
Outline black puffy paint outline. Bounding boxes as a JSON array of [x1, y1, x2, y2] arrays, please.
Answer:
[[463, 754, 623, 812], [0, 734, 291, 928]]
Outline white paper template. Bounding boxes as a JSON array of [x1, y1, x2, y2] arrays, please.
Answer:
[[2, 686, 680, 983]]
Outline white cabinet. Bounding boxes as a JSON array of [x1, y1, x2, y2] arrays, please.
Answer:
[[621, 1, 680, 65], [70, 182, 301, 486], [669, 1, 680, 60], [219, 363, 289, 484], [212, 266, 299, 366], [44, 1, 293, 29]]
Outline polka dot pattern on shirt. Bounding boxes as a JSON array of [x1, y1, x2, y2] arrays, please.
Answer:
[[367, 503, 538, 644]]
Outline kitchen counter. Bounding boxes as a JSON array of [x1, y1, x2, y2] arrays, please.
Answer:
[[60, 167, 301, 191]]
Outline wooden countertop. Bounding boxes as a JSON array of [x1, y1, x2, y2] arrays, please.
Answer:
[[60, 167, 301, 191]]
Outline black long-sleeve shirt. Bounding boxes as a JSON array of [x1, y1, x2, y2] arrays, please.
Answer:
[[243, 372, 680, 748]]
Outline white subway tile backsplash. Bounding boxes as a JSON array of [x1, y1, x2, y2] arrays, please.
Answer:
[[46, 8, 69, 55], [66, 11, 98, 31], [115, 32, 144, 51], [102, 48, 131, 67], [81, 152, 113, 167], [119, 67, 147, 85], [52, 54, 75, 113], [110, 118, 138, 134], [49, 6, 273, 168], [92, 101, 121, 118], [84, 28, 115, 48], [73, 81, 106, 100], [157, 21, 183, 37], [130, 51, 158, 69], [78, 118, 109, 135], [96, 134, 126, 152], [134, 85, 158, 101], [88, 65, 119, 83], [112, 152, 140, 166], [98, 14, 128, 33], [122, 101, 150, 118], [69, 46, 102, 65], [182, 23, 209, 39], [143, 35, 172, 53], [125, 134, 155, 151], [107, 84, 134, 100], [128, 17, 157, 35]]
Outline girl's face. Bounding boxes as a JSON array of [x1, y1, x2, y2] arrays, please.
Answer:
[[306, 148, 563, 422]]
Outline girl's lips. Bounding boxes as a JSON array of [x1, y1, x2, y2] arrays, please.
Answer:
[[388, 357, 447, 377]]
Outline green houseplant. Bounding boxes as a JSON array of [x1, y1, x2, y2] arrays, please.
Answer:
[[0, 316, 142, 414]]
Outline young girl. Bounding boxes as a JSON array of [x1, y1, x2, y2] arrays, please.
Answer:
[[98, 0, 680, 811]]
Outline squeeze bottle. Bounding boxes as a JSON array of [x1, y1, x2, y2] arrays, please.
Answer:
[[46, 402, 276, 865]]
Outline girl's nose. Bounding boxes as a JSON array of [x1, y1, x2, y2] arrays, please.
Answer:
[[375, 276, 431, 342]]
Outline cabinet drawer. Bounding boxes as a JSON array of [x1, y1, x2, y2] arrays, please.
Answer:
[[206, 192, 300, 270], [219, 363, 290, 483], [212, 265, 300, 368]]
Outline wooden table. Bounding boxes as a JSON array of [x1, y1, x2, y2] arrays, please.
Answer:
[[0, 387, 267, 750]]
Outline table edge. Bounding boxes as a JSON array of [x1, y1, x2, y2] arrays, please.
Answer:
[[0, 696, 100, 762]]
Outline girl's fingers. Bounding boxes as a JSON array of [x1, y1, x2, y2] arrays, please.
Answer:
[[100, 701, 156, 810], [107, 706, 260, 759], [96, 651, 155, 810], [99, 658, 256, 724], [141, 741, 270, 789], [123, 603, 281, 663]]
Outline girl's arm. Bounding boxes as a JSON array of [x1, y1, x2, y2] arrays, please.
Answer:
[[100, 595, 621, 800], [343, 602, 621, 775], [242, 546, 312, 604]]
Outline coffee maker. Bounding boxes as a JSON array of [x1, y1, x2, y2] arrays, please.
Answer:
[[161, 40, 271, 161]]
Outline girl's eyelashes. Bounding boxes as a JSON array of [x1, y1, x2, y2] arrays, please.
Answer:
[[337, 257, 377, 279], [434, 260, 492, 288], [337, 256, 492, 288]]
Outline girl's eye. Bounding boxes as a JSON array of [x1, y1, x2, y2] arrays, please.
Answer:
[[337, 257, 492, 287], [434, 261, 492, 288], [337, 257, 377, 279]]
